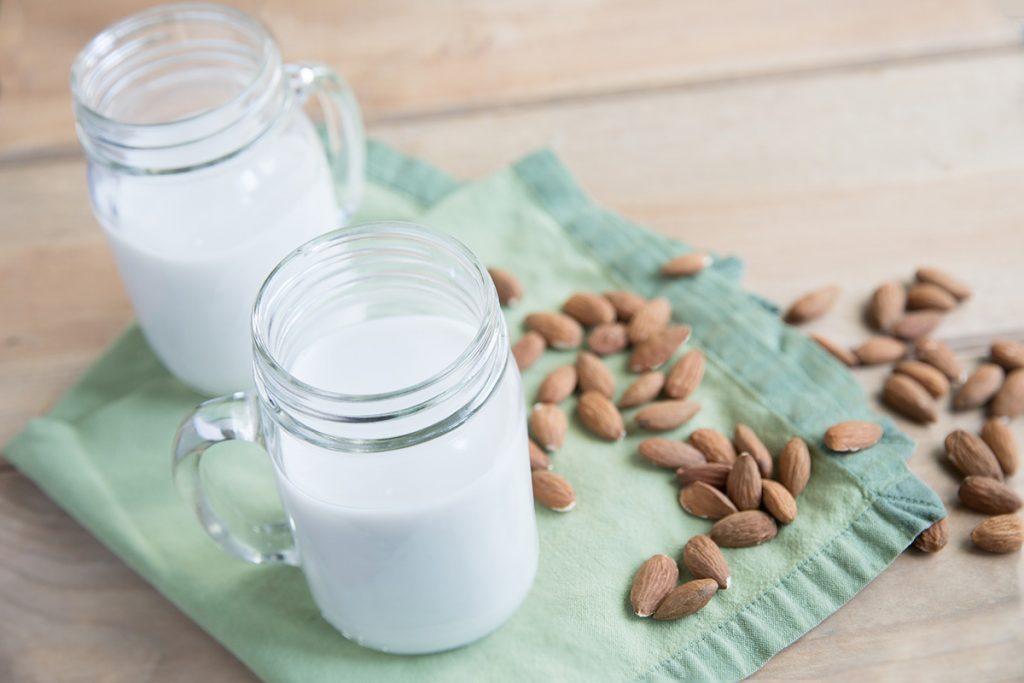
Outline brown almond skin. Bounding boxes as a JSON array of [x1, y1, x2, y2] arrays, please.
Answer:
[[882, 373, 938, 424], [954, 363, 1005, 411], [915, 338, 965, 382], [914, 518, 949, 553], [894, 360, 950, 398], [991, 339, 1024, 371], [604, 291, 646, 322], [689, 428, 738, 465], [629, 554, 679, 617], [661, 251, 711, 277], [577, 391, 626, 442], [629, 325, 692, 372], [664, 349, 705, 400], [639, 438, 706, 469], [981, 417, 1019, 477], [869, 281, 906, 333], [779, 437, 811, 497], [945, 430, 1003, 480], [628, 297, 672, 344], [854, 336, 907, 365], [576, 351, 616, 398], [726, 454, 762, 511], [959, 476, 1022, 515], [811, 333, 858, 367], [683, 535, 731, 590], [524, 312, 584, 350], [536, 365, 578, 404], [618, 372, 666, 409], [784, 285, 840, 325], [587, 322, 629, 356], [635, 400, 701, 432], [761, 480, 798, 524], [916, 266, 971, 301], [991, 369, 1024, 418], [529, 403, 568, 451], [528, 439, 552, 471], [652, 579, 718, 621], [487, 267, 523, 306], [892, 310, 944, 341], [710, 510, 778, 548], [679, 482, 738, 520], [562, 292, 617, 327], [734, 423, 773, 479], [676, 463, 733, 489], [512, 331, 545, 371], [824, 421, 884, 452], [531, 470, 575, 511], [906, 283, 958, 311], [971, 514, 1023, 553]]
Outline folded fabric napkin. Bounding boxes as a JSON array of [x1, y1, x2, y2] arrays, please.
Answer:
[[4, 141, 943, 682]]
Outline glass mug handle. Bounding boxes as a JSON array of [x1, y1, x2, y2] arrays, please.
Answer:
[[172, 391, 299, 566], [288, 62, 366, 225]]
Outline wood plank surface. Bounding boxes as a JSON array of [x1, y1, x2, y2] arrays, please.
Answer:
[[2, 1, 1024, 681]]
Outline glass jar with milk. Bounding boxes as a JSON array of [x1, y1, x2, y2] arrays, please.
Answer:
[[173, 222, 540, 653], [71, 3, 364, 395]]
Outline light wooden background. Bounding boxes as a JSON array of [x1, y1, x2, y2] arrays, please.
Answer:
[[2, 1, 1024, 680]]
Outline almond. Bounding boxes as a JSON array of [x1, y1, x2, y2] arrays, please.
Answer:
[[868, 281, 906, 332], [761, 480, 798, 524], [531, 470, 575, 511], [991, 369, 1024, 418], [784, 285, 840, 325], [604, 291, 647, 321], [487, 267, 523, 306], [734, 423, 773, 479], [536, 365, 578, 404], [629, 555, 679, 617], [906, 283, 958, 311], [618, 371, 666, 409], [629, 325, 692, 372], [529, 403, 568, 451], [824, 421, 883, 452], [525, 312, 584, 350], [679, 481, 738, 520], [682, 535, 731, 590], [913, 518, 949, 553], [661, 251, 711, 278], [635, 400, 701, 431], [811, 333, 858, 367], [854, 336, 907, 365], [512, 331, 545, 371], [664, 349, 705, 400], [627, 297, 672, 344], [726, 454, 762, 511], [577, 391, 626, 442], [639, 438, 706, 469], [710, 510, 778, 548], [778, 437, 811, 497], [971, 514, 1023, 553], [991, 339, 1024, 371], [945, 429, 1003, 480], [652, 579, 718, 621], [891, 310, 944, 341], [981, 417, 1019, 477], [576, 351, 615, 398], [689, 428, 738, 465], [676, 463, 732, 489], [915, 337, 965, 382], [916, 266, 971, 301], [959, 476, 1022, 515], [954, 363, 1005, 410], [528, 439, 552, 471], [882, 373, 938, 423], [587, 322, 629, 356], [893, 360, 950, 398], [562, 292, 616, 327]]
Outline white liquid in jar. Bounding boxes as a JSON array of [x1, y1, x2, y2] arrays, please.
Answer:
[[272, 315, 538, 654]]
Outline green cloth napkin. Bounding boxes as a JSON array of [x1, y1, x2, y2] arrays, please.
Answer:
[[4, 141, 943, 682]]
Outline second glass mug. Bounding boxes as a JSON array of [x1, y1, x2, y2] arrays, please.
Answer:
[[71, 3, 365, 395], [173, 222, 540, 654]]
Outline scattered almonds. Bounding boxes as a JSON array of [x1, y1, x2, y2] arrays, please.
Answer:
[[958, 476, 1022, 515], [525, 311, 584, 350], [945, 430, 1003, 480], [689, 428, 738, 465], [854, 336, 907, 365], [913, 518, 949, 553], [512, 331, 546, 371], [761, 480, 798, 524], [682, 535, 731, 590], [915, 266, 972, 301], [981, 417, 1019, 477], [652, 579, 718, 621], [587, 322, 629, 356], [676, 463, 733, 489], [529, 403, 568, 451], [990, 369, 1024, 418], [628, 298, 672, 345], [618, 372, 666, 409], [891, 310, 944, 341], [953, 363, 1004, 411], [537, 365, 578, 404], [991, 339, 1024, 371], [528, 439, 552, 471], [906, 283, 958, 311], [629, 325, 692, 372], [868, 281, 906, 333], [893, 360, 950, 398], [487, 267, 524, 306], [679, 482, 738, 520], [811, 333, 858, 367], [778, 437, 811, 497], [629, 555, 679, 617], [576, 351, 616, 398], [664, 349, 705, 400], [726, 454, 762, 511], [562, 292, 616, 327], [734, 423, 773, 479], [661, 252, 711, 278], [970, 514, 1023, 553], [577, 391, 626, 442], [914, 338, 964, 382], [604, 291, 647, 321], [635, 400, 701, 431], [710, 510, 778, 548], [824, 421, 883, 453], [784, 285, 840, 325], [531, 470, 576, 512], [638, 438, 706, 469], [882, 373, 937, 424]]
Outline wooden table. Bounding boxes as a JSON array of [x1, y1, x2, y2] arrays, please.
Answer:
[[2, 1, 1023, 680]]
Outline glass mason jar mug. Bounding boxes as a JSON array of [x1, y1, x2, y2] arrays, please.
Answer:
[[173, 222, 539, 654], [71, 3, 365, 396]]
